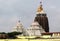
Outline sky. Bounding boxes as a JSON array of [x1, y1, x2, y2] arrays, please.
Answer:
[[0, 0, 60, 32]]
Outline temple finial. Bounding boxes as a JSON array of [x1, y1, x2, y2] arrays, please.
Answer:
[[18, 20, 20, 23], [18, 17, 21, 23], [40, 0, 42, 5], [36, 0, 45, 14]]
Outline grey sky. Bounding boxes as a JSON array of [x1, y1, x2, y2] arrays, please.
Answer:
[[0, 0, 60, 32]]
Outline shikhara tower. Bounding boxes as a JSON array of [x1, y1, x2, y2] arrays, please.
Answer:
[[13, 20, 24, 32], [34, 1, 49, 32], [27, 21, 45, 36], [13, 20, 29, 36]]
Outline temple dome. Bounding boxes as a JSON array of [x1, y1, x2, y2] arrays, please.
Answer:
[[27, 21, 45, 36], [31, 21, 39, 26]]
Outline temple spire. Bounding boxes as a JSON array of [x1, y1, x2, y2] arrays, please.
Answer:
[[37, 0, 45, 14], [34, 0, 49, 32], [40, 0, 43, 5], [12, 19, 23, 32], [18, 20, 20, 23]]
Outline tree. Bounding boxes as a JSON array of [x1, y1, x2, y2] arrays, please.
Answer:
[[7, 31, 22, 39]]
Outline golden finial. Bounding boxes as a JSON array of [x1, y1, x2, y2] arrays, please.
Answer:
[[36, 0, 45, 14]]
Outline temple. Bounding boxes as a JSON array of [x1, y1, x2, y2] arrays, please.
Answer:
[[34, 1, 49, 32], [27, 21, 45, 36]]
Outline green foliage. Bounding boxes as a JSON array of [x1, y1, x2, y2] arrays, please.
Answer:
[[0, 32, 22, 39], [0, 32, 6, 34], [7, 31, 22, 38]]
